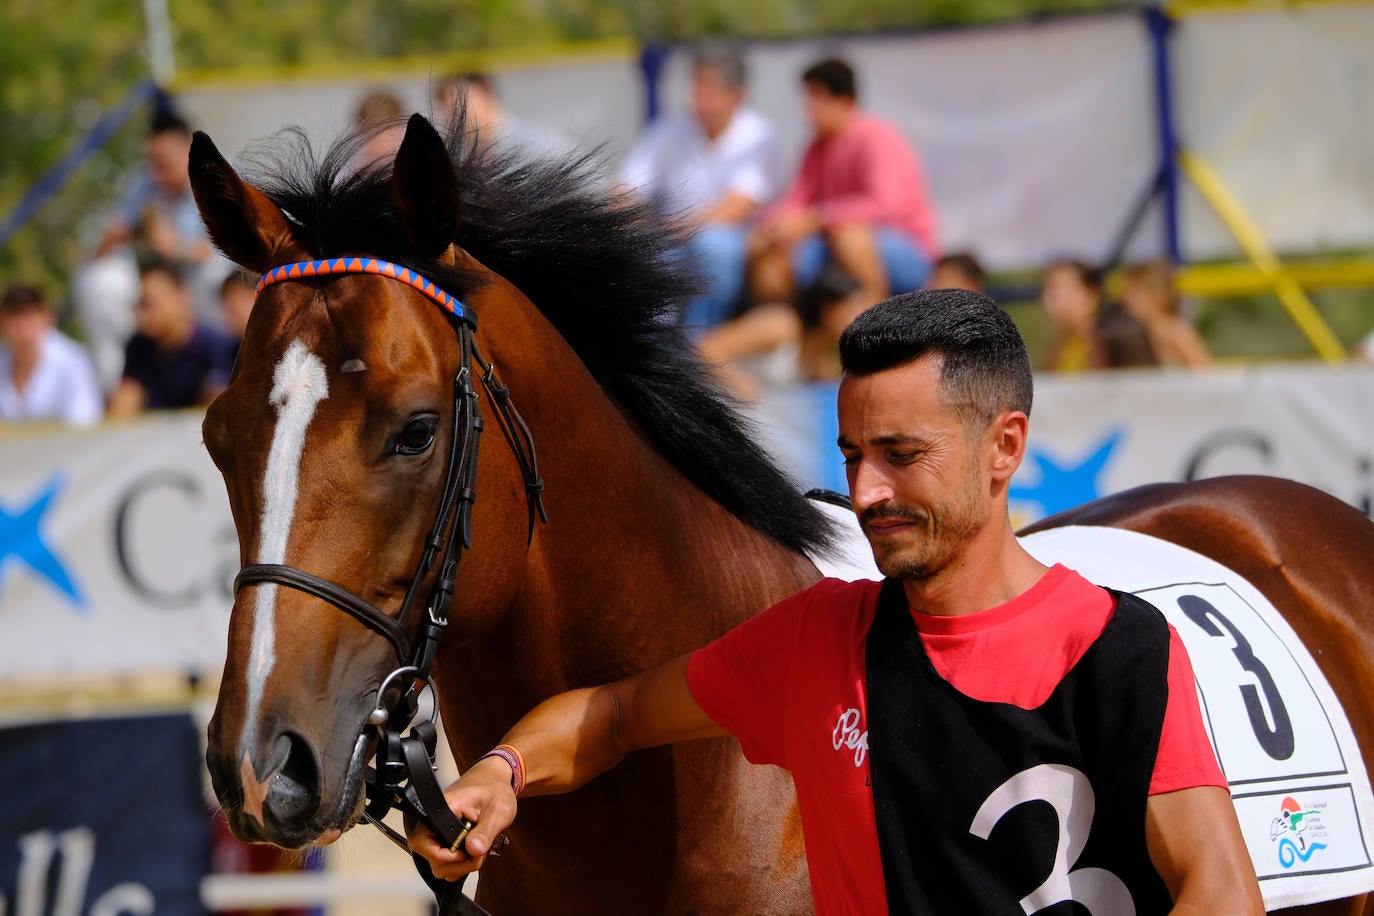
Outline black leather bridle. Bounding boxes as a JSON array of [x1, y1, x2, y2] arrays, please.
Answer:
[[232, 257, 548, 914]]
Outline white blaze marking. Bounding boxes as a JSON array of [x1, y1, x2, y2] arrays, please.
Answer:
[[242, 339, 329, 758]]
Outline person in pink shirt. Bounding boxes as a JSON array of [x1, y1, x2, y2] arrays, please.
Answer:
[[751, 57, 939, 320], [697, 58, 940, 394]]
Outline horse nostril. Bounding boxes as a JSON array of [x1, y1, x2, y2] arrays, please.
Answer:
[[264, 732, 321, 829]]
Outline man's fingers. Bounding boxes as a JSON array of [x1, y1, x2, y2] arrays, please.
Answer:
[[460, 795, 516, 858]]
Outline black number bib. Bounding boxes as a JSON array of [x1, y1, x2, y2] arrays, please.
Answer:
[[865, 578, 1175, 915]]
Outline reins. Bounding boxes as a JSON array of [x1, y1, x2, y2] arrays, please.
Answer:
[[232, 256, 548, 916]]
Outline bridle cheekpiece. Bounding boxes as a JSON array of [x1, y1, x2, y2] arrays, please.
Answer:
[[236, 256, 546, 910]]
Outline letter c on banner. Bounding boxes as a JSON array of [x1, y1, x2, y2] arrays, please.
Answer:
[[115, 471, 205, 607], [1182, 430, 1272, 482]]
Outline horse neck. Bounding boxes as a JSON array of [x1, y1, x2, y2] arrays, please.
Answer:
[[442, 278, 819, 739]]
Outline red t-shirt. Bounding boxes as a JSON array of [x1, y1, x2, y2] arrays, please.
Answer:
[[686, 564, 1226, 916]]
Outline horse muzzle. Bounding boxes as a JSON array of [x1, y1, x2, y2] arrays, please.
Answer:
[[207, 716, 372, 849]]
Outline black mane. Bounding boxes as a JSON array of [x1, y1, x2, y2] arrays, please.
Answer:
[[241, 114, 834, 557]]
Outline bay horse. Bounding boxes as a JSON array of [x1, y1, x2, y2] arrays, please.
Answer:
[[193, 113, 1374, 915]]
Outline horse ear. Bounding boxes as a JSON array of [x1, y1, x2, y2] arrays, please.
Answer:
[[189, 131, 294, 272], [391, 114, 460, 258]]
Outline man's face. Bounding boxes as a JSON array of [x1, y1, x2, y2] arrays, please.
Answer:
[[1040, 265, 1098, 330], [146, 131, 192, 196], [690, 65, 741, 137], [136, 269, 189, 340], [221, 282, 255, 339], [837, 354, 992, 580], [803, 83, 852, 138], [0, 308, 52, 356]]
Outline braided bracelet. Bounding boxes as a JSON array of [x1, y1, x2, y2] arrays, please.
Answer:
[[478, 744, 526, 796]]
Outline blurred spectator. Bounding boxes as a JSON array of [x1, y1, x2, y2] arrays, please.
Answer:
[[697, 265, 862, 399], [0, 284, 102, 426], [1095, 302, 1159, 369], [354, 88, 407, 167], [1040, 259, 1105, 372], [748, 57, 939, 324], [926, 251, 987, 294], [107, 257, 235, 418], [1121, 259, 1212, 369], [620, 47, 777, 329], [219, 269, 257, 360], [434, 72, 576, 160], [72, 107, 229, 392], [1355, 328, 1374, 363]]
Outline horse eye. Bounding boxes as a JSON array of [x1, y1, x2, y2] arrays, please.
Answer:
[[392, 414, 438, 456]]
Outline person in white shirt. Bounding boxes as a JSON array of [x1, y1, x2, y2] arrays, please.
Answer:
[[619, 48, 777, 329], [434, 72, 580, 163], [0, 285, 103, 427]]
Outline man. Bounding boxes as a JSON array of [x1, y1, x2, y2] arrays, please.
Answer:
[[433, 71, 576, 162], [411, 290, 1263, 914], [619, 48, 777, 329], [699, 57, 940, 390], [926, 251, 987, 294], [73, 109, 228, 391], [107, 257, 235, 418], [751, 58, 938, 319], [0, 285, 102, 427]]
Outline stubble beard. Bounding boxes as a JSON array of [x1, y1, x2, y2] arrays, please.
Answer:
[[868, 476, 987, 582]]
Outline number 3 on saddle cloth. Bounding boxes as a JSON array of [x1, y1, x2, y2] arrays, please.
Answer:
[[1019, 526, 1374, 912]]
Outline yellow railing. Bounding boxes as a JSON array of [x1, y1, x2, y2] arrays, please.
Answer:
[[1176, 149, 1348, 363]]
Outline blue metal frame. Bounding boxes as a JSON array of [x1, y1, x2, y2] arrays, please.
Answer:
[[1146, 5, 1182, 265], [0, 80, 159, 250]]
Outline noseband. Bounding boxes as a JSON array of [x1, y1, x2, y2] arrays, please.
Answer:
[[231, 257, 547, 908]]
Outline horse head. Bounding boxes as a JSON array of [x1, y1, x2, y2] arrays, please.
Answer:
[[195, 116, 535, 847]]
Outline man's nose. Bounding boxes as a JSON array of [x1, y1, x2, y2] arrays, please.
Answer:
[[849, 460, 893, 514]]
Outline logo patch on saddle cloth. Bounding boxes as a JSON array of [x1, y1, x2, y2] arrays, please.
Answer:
[[1021, 525, 1374, 912]]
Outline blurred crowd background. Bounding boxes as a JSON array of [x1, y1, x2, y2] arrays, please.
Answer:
[[3, 0, 1374, 913], [4, 0, 1374, 428]]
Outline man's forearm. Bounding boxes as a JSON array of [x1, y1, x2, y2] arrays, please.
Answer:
[[495, 685, 629, 796]]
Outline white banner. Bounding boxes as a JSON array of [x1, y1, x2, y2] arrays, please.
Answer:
[[1176, 6, 1374, 260], [0, 413, 235, 679], [0, 364, 1370, 680]]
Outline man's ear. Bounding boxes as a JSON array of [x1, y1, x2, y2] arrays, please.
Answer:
[[987, 410, 1029, 482]]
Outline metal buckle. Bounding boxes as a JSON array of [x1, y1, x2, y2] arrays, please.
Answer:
[[367, 665, 421, 729]]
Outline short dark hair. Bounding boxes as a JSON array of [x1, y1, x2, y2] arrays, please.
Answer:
[[692, 47, 747, 91], [934, 252, 986, 289], [839, 289, 1033, 429], [1, 284, 48, 315], [1047, 258, 1103, 293], [150, 111, 191, 139], [439, 71, 493, 99], [138, 253, 187, 287], [220, 268, 257, 296], [802, 58, 856, 100]]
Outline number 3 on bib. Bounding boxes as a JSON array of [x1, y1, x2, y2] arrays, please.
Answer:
[[970, 763, 1135, 916]]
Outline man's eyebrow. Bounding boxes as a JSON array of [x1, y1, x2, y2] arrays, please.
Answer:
[[836, 433, 928, 449]]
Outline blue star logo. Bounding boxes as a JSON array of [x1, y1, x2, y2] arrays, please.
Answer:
[[0, 475, 85, 610], [1010, 428, 1125, 519]]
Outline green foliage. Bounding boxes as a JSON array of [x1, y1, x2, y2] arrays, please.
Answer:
[[0, 1, 148, 313]]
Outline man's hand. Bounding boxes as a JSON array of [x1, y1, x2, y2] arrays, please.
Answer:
[[405, 656, 723, 880], [758, 208, 823, 249], [408, 755, 517, 880]]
